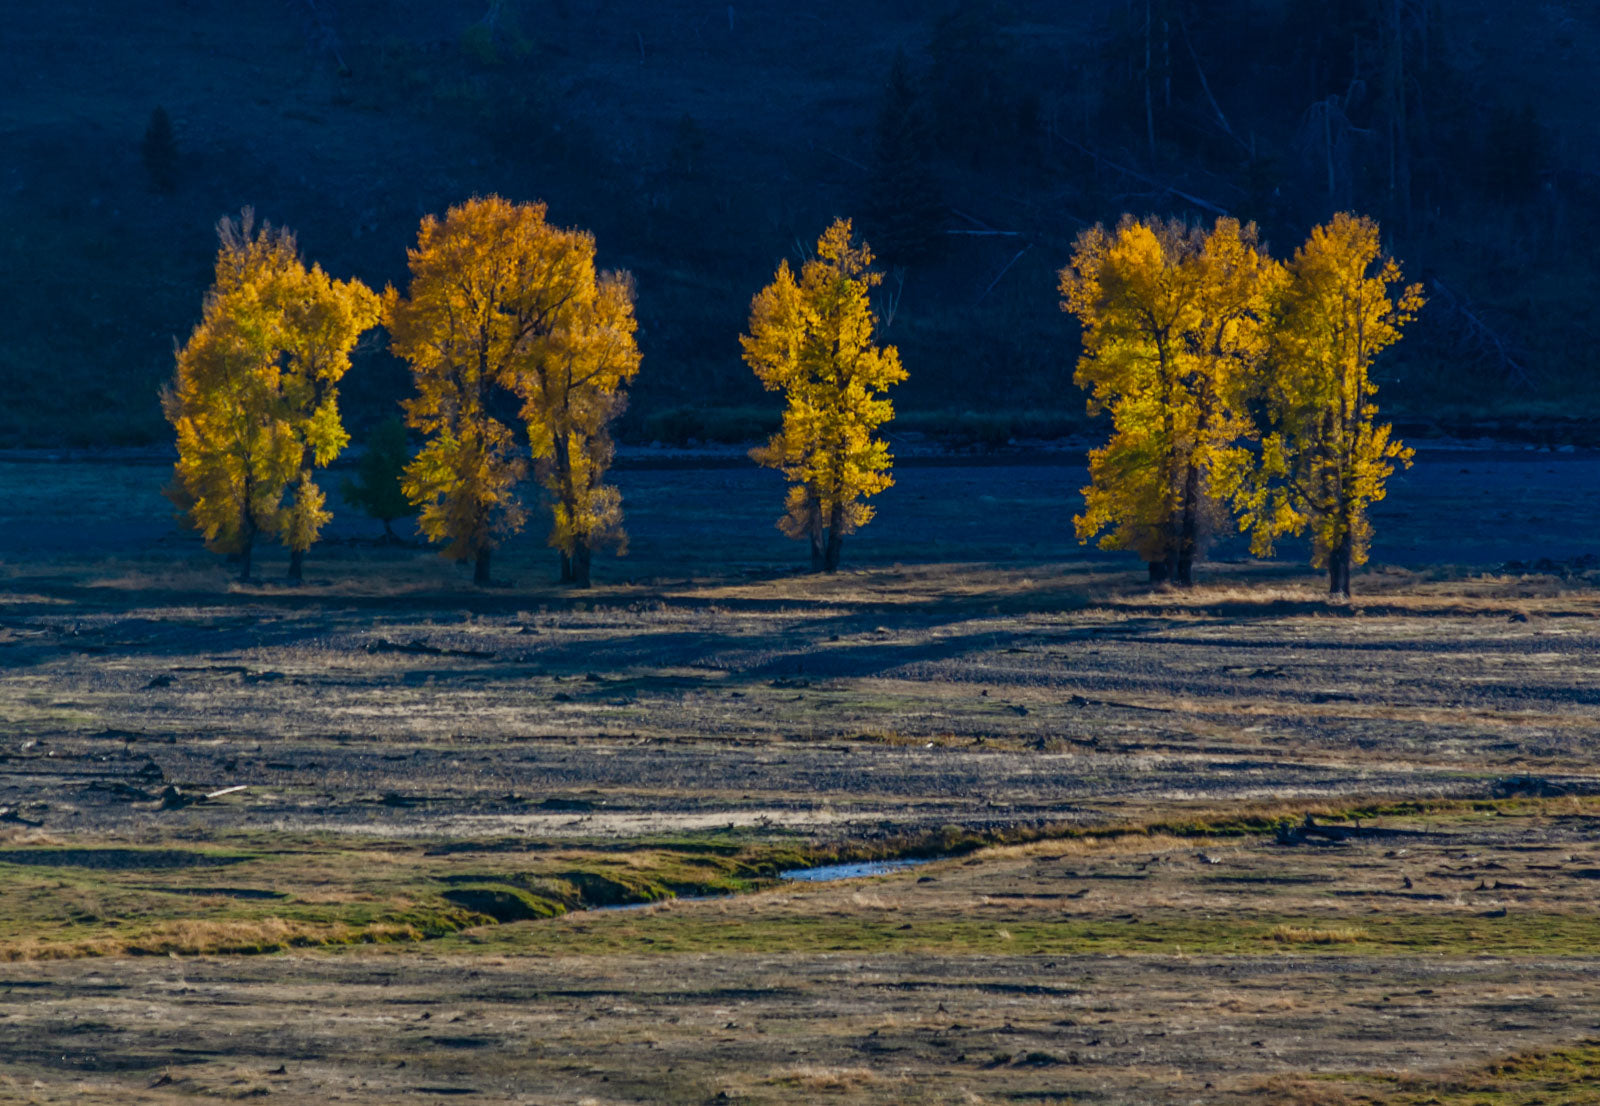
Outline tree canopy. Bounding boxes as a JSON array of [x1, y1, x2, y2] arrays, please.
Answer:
[[163, 210, 377, 581], [1214, 212, 1422, 596], [744, 219, 906, 572], [384, 195, 638, 587], [1061, 215, 1278, 584]]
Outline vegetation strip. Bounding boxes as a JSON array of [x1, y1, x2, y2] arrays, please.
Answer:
[[0, 795, 1582, 961]]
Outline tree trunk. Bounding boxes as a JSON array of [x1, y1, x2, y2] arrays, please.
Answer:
[[1175, 454, 1201, 587], [560, 551, 574, 583], [823, 529, 843, 573], [1147, 560, 1169, 584], [474, 547, 492, 587], [1328, 538, 1352, 598], [570, 541, 592, 588], [822, 501, 846, 573], [237, 487, 257, 582], [287, 548, 304, 585], [382, 519, 398, 544], [807, 498, 825, 572]]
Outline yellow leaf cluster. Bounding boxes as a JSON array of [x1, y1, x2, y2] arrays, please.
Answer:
[[384, 196, 639, 584], [1220, 212, 1423, 578], [162, 211, 378, 566], [742, 219, 906, 570], [1062, 211, 1421, 593], [1061, 216, 1278, 578]]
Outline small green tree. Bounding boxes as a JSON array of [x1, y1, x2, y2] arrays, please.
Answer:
[[341, 417, 418, 542]]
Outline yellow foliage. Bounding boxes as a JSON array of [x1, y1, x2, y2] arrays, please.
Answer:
[[1060, 216, 1279, 582], [385, 194, 636, 582], [742, 219, 906, 571], [385, 196, 638, 585], [162, 211, 377, 571], [516, 269, 641, 582], [1214, 212, 1421, 593]]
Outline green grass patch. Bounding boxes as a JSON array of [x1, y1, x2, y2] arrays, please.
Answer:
[[0, 831, 816, 960], [1271, 1039, 1600, 1104], [1, 799, 1586, 961]]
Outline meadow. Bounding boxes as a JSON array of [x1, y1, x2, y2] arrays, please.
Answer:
[[1, 445, 1598, 1103]]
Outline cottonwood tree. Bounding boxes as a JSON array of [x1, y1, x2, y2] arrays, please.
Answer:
[[743, 219, 905, 572], [385, 196, 639, 587], [1060, 215, 1278, 585], [277, 251, 381, 582], [515, 268, 640, 588], [1215, 213, 1421, 596], [163, 211, 377, 582]]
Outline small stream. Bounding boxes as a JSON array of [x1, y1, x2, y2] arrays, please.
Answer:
[[595, 856, 934, 911], [778, 857, 933, 882]]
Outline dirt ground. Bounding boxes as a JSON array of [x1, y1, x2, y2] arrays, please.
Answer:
[[1, 452, 1599, 1103]]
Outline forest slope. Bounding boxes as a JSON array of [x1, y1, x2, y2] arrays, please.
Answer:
[[2, 0, 1595, 446]]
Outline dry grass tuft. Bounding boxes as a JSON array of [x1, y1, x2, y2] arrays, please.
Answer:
[[987, 833, 1239, 860], [1251, 1075, 1358, 1105], [765, 1065, 884, 1091], [0, 918, 426, 961], [1267, 924, 1368, 945]]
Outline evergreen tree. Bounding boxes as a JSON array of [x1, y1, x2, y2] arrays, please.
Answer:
[[141, 107, 179, 193], [865, 52, 944, 265], [928, 0, 1020, 166], [341, 417, 418, 542]]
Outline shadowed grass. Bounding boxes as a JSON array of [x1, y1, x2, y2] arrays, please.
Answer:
[[442, 905, 1600, 960]]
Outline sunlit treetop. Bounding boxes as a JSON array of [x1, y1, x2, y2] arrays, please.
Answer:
[[744, 218, 905, 571]]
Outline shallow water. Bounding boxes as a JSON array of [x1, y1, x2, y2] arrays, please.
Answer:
[[778, 857, 933, 882]]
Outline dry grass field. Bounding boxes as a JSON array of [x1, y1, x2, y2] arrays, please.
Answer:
[[1, 451, 1598, 1103]]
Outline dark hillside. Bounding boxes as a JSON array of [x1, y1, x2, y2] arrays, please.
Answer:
[[2, 0, 1596, 446]]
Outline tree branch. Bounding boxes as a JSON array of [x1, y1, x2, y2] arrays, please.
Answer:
[[1051, 134, 1230, 216]]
